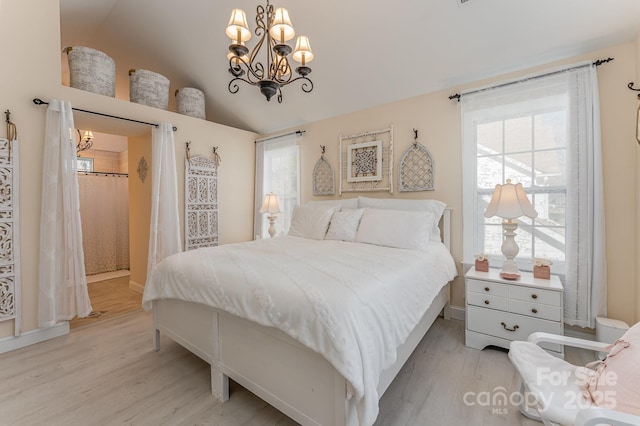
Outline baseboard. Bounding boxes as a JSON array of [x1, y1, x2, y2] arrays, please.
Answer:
[[0, 322, 69, 354], [449, 305, 465, 321], [129, 280, 144, 294]]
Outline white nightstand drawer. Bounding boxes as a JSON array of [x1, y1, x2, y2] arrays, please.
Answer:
[[467, 292, 509, 312], [509, 285, 561, 306], [510, 299, 562, 322], [467, 306, 562, 352], [467, 279, 509, 297]]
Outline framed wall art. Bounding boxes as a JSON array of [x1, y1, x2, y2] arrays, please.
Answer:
[[346, 140, 382, 183], [339, 126, 393, 195]]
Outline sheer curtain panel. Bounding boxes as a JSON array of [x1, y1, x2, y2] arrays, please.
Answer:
[[39, 100, 92, 327], [254, 135, 301, 239], [145, 123, 182, 284], [461, 63, 606, 328]]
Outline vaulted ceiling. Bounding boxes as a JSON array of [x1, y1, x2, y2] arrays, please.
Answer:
[[60, 0, 640, 134]]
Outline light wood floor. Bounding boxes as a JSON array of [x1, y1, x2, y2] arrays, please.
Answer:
[[69, 275, 142, 330], [0, 313, 592, 425]]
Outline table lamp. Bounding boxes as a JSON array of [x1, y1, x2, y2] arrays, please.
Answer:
[[484, 179, 538, 280], [260, 193, 281, 238]]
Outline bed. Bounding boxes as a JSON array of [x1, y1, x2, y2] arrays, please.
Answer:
[[142, 199, 456, 425]]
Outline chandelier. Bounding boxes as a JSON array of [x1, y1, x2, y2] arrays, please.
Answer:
[[226, 1, 314, 103], [76, 129, 94, 153]]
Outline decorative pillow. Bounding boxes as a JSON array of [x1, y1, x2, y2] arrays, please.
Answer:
[[325, 209, 364, 242], [584, 321, 640, 416], [306, 198, 358, 210], [354, 208, 434, 251], [357, 197, 446, 241], [288, 205, 340, 240]]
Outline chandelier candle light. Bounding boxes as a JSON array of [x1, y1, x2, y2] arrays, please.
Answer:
[[260, 193, 281, 238], [484, 179, 538, 280], [226, 1, 314, 103]]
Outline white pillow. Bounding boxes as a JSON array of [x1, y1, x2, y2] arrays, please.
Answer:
[[306, 198, 358, 210], [354, 208, 435, 251], [357, 197, 446, 241], [325, 209, 364, 242], [288, 205, 340, 240]]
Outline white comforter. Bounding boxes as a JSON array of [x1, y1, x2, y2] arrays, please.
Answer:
[[142, 236, 457, 425]]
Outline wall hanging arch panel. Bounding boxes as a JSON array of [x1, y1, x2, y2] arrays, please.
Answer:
[[312, 146, 335, 196], [398, 142, 434, 192]]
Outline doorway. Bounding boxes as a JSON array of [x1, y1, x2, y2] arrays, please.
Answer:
[[70, 131, 141, 330]]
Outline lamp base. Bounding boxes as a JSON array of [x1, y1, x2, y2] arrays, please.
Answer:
[[267, 214, 277, 238], [500, 220, 521, 280]]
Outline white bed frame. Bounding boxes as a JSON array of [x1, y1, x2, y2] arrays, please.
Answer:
[[151, 208, 452, 426]]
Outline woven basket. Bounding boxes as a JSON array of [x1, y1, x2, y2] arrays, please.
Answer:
[[175, 87, 205, 119], [129, 69, 170, 109], [65, 46, 116, 97]]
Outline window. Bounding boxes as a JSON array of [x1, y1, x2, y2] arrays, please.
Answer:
[[254, 135, 300, 239], [76, 157, 94, 172], [469, 104, 568, 270], [462, 63, 606, 327]]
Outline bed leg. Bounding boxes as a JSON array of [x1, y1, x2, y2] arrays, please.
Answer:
[[211, 363, 229, 402], [153, 328, 160, 352]]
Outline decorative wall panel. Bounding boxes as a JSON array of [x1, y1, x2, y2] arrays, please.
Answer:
[[312, 146, 335, 196], [185, 155, 219, 250], [339, 126, 393, 194], [398, 142, 434, 191], [0, 138, 20, 336]]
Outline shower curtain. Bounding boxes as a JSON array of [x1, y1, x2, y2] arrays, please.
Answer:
[[78, 174, 130, 275]]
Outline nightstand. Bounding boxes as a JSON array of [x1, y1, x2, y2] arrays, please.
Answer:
[[465, 267, 564, 355]]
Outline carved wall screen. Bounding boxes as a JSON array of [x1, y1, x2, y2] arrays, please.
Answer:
[[0, 138, 20, 336], [185, 155, 219, 250], [339, 126, 393, 195]]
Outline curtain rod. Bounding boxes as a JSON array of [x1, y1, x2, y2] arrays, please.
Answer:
[[79, 171, 129, 177], [447, 57, 614, 102], [32, 98, 178, 131], [255, 129, 305, 143]]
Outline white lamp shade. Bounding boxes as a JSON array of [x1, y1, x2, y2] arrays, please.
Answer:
[[269, 8, 295, 43], [226, 9, 252, 42], [260, 193, 281, 214], [82, 130, 94, 141], [484, 180, 538, 219], [292, 36, 314, 64]]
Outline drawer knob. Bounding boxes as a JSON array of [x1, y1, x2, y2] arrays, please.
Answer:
[[501, 322, 519, 332], [531, 294, 538, 299], [484, 287, 490, 292], [531, 308, 538, 314], [484, 300, 490, 305]]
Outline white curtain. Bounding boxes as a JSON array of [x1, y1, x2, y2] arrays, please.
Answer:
[[78, 174, 129, 275], [39, 100, 92, 327], [145, 123, 181, 284], [254, 135, 301, 239], [565, 65, 607, 328]]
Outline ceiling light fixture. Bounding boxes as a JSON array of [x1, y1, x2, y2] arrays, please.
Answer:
[[76, 129, 94, 153], [226, 1, 314, 103]]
